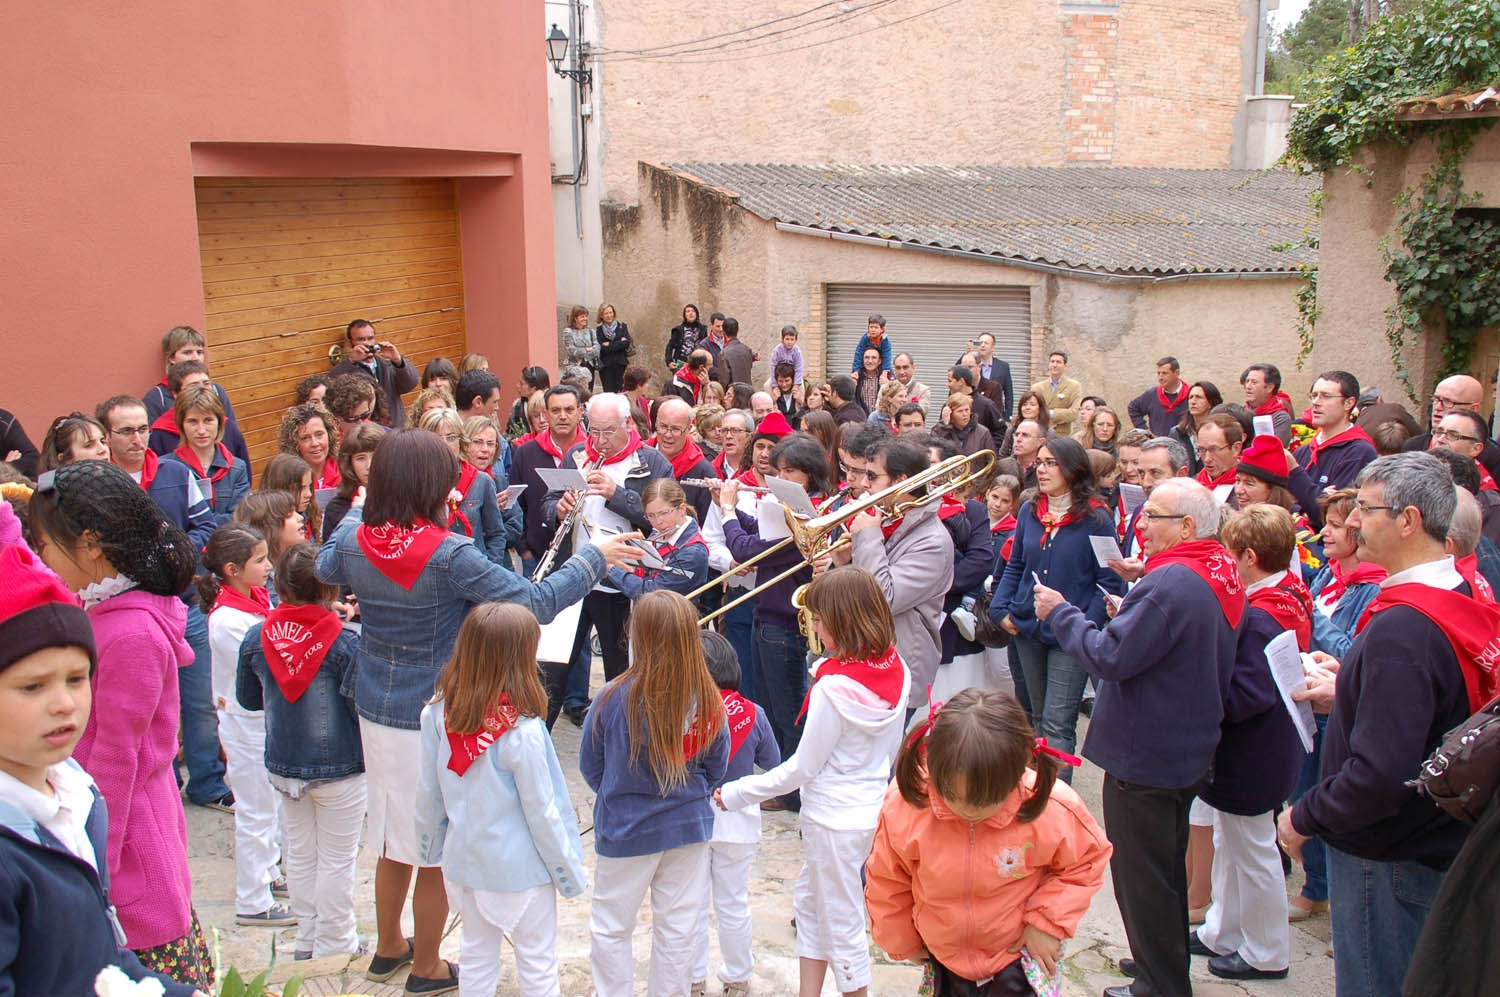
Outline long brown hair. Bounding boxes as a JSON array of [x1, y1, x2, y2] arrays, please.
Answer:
[[597, 591, 725, 790], [233, 490, 297, 560], [434, 603, 547, 733], [803, 566, 895, 660], [894, 688, 1059, 823], [262, 452, 321, 541]]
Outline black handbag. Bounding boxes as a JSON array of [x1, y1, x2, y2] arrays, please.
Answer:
[[1410, 693, 1500, 824], [972, 587, 1012, 649]]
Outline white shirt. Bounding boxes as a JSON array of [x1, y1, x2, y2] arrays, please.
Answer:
[[0, 762, 98, 870], [1380, 555, 1464, 591], [1244, 569, 1288, 596]]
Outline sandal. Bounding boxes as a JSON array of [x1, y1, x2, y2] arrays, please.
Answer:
[[365, 937, 415, 982], [1288, 897, 1329, 922], [404, 961, 459, 996]]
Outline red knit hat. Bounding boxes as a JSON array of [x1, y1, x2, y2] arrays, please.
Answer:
[[1236, 434, 1290, 489], [750, 411, 795, 447], [0, 544, 96, 674]]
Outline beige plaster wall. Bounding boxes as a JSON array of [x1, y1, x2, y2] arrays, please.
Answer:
[[594, 0, 1245, 201], [1311, 126, 1500, 408], [604, 165, 1306, 412]]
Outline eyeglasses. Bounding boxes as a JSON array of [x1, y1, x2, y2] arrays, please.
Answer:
[[1035, 458, 1060, 469], [441, 434, 463, 445], [860, 468, 888, 483], [722, 427, 748, 436], [1353, 500, 1398, 516], [1308, 391, 1345, 402], [1140, 510, 1187, 523], [587, 424, 622, 439], [1433, 427, 1482, 444], [345, 409, 373, 423], [644, 508, 680, 522], [1198, 443, 1234, 456], [656, 423, 689, 435], [109, 426, 150, 438], [1433, 395, 1470, 409]]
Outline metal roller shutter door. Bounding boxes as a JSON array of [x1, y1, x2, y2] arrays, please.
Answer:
[[195, 177, 467, 471], [825, 284, 1032, 422]]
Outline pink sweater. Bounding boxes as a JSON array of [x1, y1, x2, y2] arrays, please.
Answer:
[[74, 589, 196, 950]]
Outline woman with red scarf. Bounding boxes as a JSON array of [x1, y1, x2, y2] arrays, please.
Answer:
[[163, 382, 250, 524], [990, 437, 1126, 781]]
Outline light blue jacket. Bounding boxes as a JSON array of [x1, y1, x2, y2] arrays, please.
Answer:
[[415, 705, 588, 898], [1306, 565, 1382, 659]]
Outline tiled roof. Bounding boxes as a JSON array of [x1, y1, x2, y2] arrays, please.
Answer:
[[660, 162, 1319, 277], [1392, 85, 1500, 120]]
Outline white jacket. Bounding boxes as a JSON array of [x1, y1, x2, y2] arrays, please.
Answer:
[[718, 662, 911, 831], [209, 605, 262, 717]]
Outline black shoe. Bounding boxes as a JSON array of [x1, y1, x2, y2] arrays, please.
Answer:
[[1208, 952, 1288, 981], [1103, 984, 1155, 997], [404, 961, 459, 995], [1080, 696, 1095, 717], [1188, 931, 1217, 957], [365, 937, 414, 983], [200, 792, 235, 814], [564, 704, 588, 727], [1116, 957, 1138, 977]]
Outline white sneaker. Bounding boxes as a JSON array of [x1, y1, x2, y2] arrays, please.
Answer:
[[236, 902, 297, 927], [951, 607, 977, 642]]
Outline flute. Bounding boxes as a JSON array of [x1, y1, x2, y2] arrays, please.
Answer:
[[679, 477, 771, 494]]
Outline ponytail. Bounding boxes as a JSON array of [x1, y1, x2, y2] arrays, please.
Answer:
[[1017, 752, 1059, 825], [196, 523, 264, 608]]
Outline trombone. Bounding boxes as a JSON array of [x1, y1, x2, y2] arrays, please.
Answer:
[[693, 449, 996, 625]]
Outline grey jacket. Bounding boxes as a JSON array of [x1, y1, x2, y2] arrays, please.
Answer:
[[850, 501, 954, 707]]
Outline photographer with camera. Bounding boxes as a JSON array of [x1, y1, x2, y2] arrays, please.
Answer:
[[330, 317, 420, 427]]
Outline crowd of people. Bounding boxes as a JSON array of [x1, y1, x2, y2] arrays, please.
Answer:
[[0, 308, 1495, 997]]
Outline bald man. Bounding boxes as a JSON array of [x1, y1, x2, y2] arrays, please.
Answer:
[[1404, 374, 1500, 480], [649, 397, 718, 521]]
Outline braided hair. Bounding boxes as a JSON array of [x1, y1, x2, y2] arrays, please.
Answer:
[[28, 460, 196, 596]]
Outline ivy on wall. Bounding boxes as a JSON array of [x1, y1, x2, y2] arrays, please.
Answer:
[[1281, 0, 1500, 396]]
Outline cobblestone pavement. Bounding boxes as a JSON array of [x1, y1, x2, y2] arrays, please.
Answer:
[[191, 697, 1337, 996]]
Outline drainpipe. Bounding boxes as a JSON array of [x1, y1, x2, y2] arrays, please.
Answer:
[[569, 0, 584, 239]]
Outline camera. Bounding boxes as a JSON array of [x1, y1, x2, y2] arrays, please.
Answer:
[[368, 343, 383, 356]]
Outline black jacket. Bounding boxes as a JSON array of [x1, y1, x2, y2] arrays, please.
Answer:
[[0, 408, 38, 478], [665, 321, 707, 366], [596, 322, 632, 371]]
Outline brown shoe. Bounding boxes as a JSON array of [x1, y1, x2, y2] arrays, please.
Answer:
[[1288, 896, 1329, 922]]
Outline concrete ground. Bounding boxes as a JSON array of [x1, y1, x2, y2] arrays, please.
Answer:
[[190, 697, 1336, 996]]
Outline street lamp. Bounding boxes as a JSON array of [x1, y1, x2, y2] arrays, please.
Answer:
[[546, 24, 592, 87]]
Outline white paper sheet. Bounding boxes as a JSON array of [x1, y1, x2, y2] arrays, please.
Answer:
[[1264, 630, 1318, 753], [536, 598, 584, 664], [765, 476, 818, 518], [314, 487, 338, 512], [1120, 482, 1146, 515], [1089, 534, 1124, 567], [757, 498, 792, 540], [535, 466, 590, 492], [1253, 415, 1276, 439], [501, 483, 527, 501]]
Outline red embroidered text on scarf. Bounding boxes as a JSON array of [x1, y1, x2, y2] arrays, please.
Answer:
[[446, 694, 520, 776], [211, 585, 271, 619], [584, 426, 644, 467], [1157, 384, 1190, 413], [356, 519, 447, 590], [1457, 554, 1497, 604], [1304, 424, 1374, 466], [1249, 573, 1313, 651], [797, 645, 907, 722], [1357, 582, 1500, 711], [1145, 539, 1246, 628], [260, 602, 343, 702], [721, 689, 758, 760], [448, 462, 479, 537]]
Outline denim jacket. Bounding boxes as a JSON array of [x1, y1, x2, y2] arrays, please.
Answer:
[[1307, 566, 1382, 659], [415, 705, 588, 898], [452, 466, 509, 565], [316, 514, 605, 729], [236, 621, 365, 780]]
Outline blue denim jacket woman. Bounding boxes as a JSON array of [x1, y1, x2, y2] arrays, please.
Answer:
[[236, 623, 364, 780]]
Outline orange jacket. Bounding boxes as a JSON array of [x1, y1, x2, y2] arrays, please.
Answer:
[[864, 771, 1112, 981]]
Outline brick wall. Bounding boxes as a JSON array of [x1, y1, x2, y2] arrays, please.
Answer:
[[1062, 9, 1119, 163]]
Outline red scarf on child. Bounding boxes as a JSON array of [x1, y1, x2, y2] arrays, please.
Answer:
[[1249, 573, 1313, 651], [1357, 581, 1500, 711], [446, 694, 520, 776], [1157, 384, 1189, 413], [260, 603, 343, 702], [1145, 539, 1246, 627], [797, 645, 906, 722], [356, 519, 447, 590], [211, 585, 271, 619], [721, 689, 758, 760]]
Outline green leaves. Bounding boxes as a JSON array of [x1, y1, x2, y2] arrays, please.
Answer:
[[216, 967, 303, 997]]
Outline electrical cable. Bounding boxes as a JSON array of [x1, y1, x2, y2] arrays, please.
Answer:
[[598, 0, 903, 62], [594, 0, 873, 56]]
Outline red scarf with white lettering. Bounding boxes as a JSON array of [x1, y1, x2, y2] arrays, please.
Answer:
[[1249, 573, 1313, 651], [211, 584, 271, 619], [535, 428, 584, 464], [173, 442, 233, 504], [260, 602, 343, 702], [658, 438, 707, 478], [1196, 465, 1237, 490], [721, 689, 758, 760], [446, 694, 520, 776], [1457, 553, 1497, 604], [1304, 424, 1374, 466], [1357, 582, 1500, 711], [448, 462, 479, 537], [797, 645, 906, 722], [1254, 392, 1293, 418], [1157, 384, 1189, 413], [584, 426, 644, 466], [1145, 539, 1246, 628], [356, 519, 447, 590]]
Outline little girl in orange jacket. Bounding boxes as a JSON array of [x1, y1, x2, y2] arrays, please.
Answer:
[[865, 688, 1112, 993]]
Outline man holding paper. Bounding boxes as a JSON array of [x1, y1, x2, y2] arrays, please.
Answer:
[[1279, 452, 1500, 997]]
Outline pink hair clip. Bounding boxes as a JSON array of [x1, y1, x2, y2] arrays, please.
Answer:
[[905, 684, 944, 751], [1033, 737, 1082, 767]]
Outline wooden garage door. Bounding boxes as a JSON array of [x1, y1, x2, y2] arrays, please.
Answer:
[[195, 177, 467, 472]]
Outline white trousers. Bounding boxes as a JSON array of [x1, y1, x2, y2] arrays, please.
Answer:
[[690, 841, 757, 985], [218, 710, 284, 914], [982, 646, 1016, 698], [931, 651, 990, 703], [794, 820, 876, 993], [590, 842, 710, 997], [1197, 806, 1290, 970], [277, 774, 366, 957], [454, 883, 559, 997]]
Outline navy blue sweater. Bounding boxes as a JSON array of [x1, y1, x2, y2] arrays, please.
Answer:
[[1290, 600, 1473, 869], [1198, 606, 1304, 816], [1126, 385, 1191, 437], [991, 499, 1125, 645], [722, 703, 781, 783], [722, 509, 813, 630], [0, 775, 196, 996], [1047, 562, 1240, 788], [941, 500, 994, 662], [1294, 431, 1378, 493]]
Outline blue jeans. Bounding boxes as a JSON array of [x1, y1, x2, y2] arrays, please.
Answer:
[[752, 621, 808, 761], [564, 625, 592, 709], [724, 597, 757, 702], [180, 604, 229, 804], [1291, 713, 1330, 901], [1327, 847, 1445, 997], [1012, 635, 1087, 782]]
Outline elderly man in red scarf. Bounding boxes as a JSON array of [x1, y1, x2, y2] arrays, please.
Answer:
[[1031, 478, 1243, 997], [649, 397, 717, 521]]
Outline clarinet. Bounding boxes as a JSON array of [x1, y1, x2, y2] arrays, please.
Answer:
[[530, 452, 606, 583], [679, 477, 770, 494]]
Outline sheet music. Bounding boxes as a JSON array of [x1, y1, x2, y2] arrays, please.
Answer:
[[1089, 534, 1124, 567], [765, 476, 818, 518], [536, 598, 584, 664], [535, 467, 589, 492], [1119, 483, 1146, 515], [1265, 630, 1318, 753], [757, 498, 792, 540]]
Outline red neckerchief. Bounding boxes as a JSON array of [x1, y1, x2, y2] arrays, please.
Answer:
[[173, 442, 232, 505], [1305, 424, 1374, 465], [134, 449, 160, 492], [1457, 554, 1497, 604], [661, 438, 707, 478], [149, 409, 177, 437], [535, 427, 584, 463], [990, 514, 1016, 536], [1249, 573, 1313, 651], [1157, 383, 1189, 413], [1357, 581, 1500, 712], [446, 694, 520, 776], [1254, 392, 1292, 417], [734, 466, 763, 487], [721, 689, 757, 760], [712, 450, 733, 477], [316, 457, 341, 491], [356, 519, 447, 590], [633, 524, 709, 578], [1196, 465, 1237, 489], [1319, 559, 1387, 606], [672, 375, 702, 404], [584, 426, 644, 466], [881, 514, 906, 541], [1035, 495, 1103, 546], [797, 645, 905, 722], [1479, 462, 1498, 493], [937, 495, 967, 521], [211, 584, 271, 619], [1145, 539, 1246, 627], [448, 462, 478, 536], [260, 602, 342, 702]]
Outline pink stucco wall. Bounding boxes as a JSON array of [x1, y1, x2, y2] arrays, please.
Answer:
[[0, 2, 556, 434]]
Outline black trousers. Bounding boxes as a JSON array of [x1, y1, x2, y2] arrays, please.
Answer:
[[1101, 774, 1197, 997], [542, 590, 632, 728]]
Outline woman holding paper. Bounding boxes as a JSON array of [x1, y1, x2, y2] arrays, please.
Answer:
[[990, 437, 1125, 780], [315, 428, 641, 993]]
